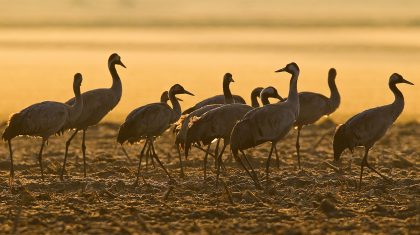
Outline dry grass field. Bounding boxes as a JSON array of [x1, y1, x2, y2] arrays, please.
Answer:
[[0, 121, 418, 234]]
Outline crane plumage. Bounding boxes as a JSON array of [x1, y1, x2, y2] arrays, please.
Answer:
[[294, 68, 340, 168], [60, 53, 125, 180], [333, 73, 413, 189], [3, 73, 84, 185], [251, 87, 264, 108], [230, 62, 300, 188], [117, 84, 194, 184], [181, 73, 245, 115], [184, 86, 283, 181]]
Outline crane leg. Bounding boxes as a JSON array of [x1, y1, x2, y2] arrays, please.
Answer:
[[214, 139, 221, 169], [120, 145, 133, 164], [176, 145, 185, 178], [203, 144, 211, 181], [241, 150, 262, 189], [150, 140, 173, 181], [38, 139, 46, 181], [81, 129, 87, 178], [8, 140, 14, 188], [265, 144, 275, 186], [358, 149, 368, 190], [216, 143, 227, 185], [135, 139, 149, 186], [363, 149, 391, 182], [145, 141, 152, 170], [296, 126, 302, 169], [274, 144, 280, 169], [61, 129, 79, 181]]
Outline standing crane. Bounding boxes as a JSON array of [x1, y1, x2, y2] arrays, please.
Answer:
[[117, 84, 194, 185], [333, 73, 413, 189], [181, 73, 245, 115], [230, 62, 301, 189], [185, 86, 283, 181], [3, 73, 84, 186], [294, 68, 340, 169], [60, 53, 125, 180]]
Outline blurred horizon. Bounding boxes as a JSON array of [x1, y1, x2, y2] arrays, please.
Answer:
[[0, 0, 418, 122]]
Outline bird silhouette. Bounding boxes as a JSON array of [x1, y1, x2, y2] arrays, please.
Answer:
[[185, 86, 283, 181], [60, 53, 125, 180], [182, 73, 245, 115], [333, 73, 413, 189], [3, 73, 84, 185], [117, 84, 194, 184], [230, 62, 301, 189], [294, 68, 340, 168]]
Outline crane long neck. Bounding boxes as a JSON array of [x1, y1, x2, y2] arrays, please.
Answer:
[[169, 91, 182, 123], [68, 83, 83, 124], [389, 81, 405, 119], [223, 80, 234, 104], [328, 76, 340, 113], [250, 89, 261, 108], [261, 93, 270, 105], [109, 62, 122, 101], [286, 72, 299, 104]]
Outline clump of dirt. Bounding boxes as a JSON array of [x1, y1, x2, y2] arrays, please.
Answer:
[[0, 122, 418, 234]]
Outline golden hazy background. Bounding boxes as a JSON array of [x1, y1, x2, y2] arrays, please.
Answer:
[[0, 0, 418, 122]]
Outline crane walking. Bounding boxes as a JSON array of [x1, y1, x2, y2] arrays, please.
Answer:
[[333, 73, 413, 189], [3, 73, 84, 185]]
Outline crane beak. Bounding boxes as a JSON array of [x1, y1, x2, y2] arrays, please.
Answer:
[[231, 78, 235, 83], [275, 68, 286, 73], [402, 78, 414, 85], [184, 90, 194, 96], [119, 61, 127, 68], [276, 94, 285, 102], [177, 98, 183, 101]]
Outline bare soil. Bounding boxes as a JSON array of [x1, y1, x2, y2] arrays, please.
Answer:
[[0, 121, 418, 234]]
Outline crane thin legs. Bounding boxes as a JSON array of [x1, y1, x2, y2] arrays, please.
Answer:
[[359, 148, 391, 190], [61, 129, 79, 181], [8, 140, 14, 188], [214, 139, 221, 168], [38, 139, 46, 181], [240, 150, 262, 189], [176, 145, 185, 178], [265, 144, 275, 185], [135, 139, 149, 185], [216, 144, 227, 184], [120, 145, 133, 164], [81, 129, 87, 177], [296, 126, 302, 169], [203, 144, 211, 181], [150, 140, 173, 181], [274, 145, 280, 168]]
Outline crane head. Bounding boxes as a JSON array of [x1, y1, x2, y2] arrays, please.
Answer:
[[333, 124, 348, 162], [261, 86, 284, 102], [275, 62, 300, 74], [160, 91, 183, 103], [224, 73, 235, 83], [170, 84, 194, 96], [73, 73, 83, 86], [390, 73, 414, 85], [328, 68, 337, 80], [109, 53, 126, 68]]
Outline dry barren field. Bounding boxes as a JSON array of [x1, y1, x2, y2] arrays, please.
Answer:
[[0, 121, 418, 234]]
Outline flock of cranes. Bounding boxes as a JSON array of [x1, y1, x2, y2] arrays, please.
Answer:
[[2, 53, 414, 190]]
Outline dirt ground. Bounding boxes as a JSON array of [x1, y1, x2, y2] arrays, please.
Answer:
[[0, 120, 418, 234]]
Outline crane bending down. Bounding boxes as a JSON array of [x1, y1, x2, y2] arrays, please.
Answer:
[[2, 73, 84, 186], [60, 53, 125, 180], [294, 68, 340, 168], [117, 84, 194, 185], [333, 73, 413, 189], [184, 86, 283, 181], [230, 62, 301, 189], [181, 73, 245, 115]]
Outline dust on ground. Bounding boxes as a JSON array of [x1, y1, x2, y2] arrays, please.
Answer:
[[0, 121, 418, 234]]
